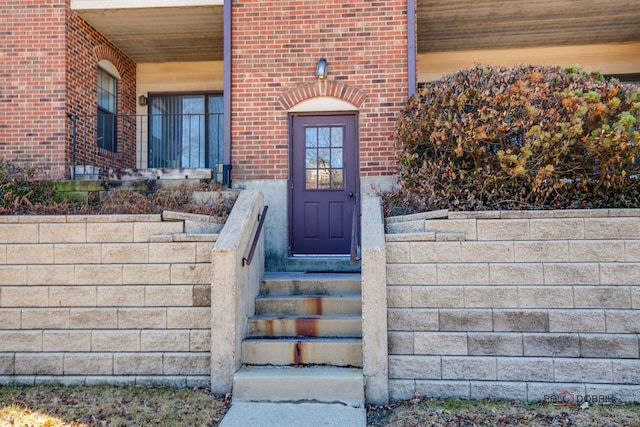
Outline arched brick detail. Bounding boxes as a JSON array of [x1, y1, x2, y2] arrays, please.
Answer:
[[279, 80, 367, 110], [93, 45, 127, 77]]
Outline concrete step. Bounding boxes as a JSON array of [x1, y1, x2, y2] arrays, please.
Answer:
[[107, 168, 214, 181], [248, 315, 362, 338], [242, 337, 362, 367], [260, 272, 361, 296], [255, 295, 362, 316], [282, 256, 361, 273], [232, 365, 364, 406]]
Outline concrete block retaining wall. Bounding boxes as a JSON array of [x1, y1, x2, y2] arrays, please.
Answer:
[[0, 213, 217, 387], [386, 209, 640, 402], [210, 190, 265, 393]]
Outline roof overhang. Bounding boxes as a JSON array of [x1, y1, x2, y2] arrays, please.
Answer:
[[417, 0, 640, 54], [71, 0, 223, 63], [72, 0, 640, 69]]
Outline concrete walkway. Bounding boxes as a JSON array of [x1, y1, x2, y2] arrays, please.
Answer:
[[219, 402, 367, 427]]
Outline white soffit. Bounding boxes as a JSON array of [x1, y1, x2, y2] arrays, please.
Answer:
[[289, 97, 358, 113], [71, 4, 223, 62], [417, 0, 640, 53]]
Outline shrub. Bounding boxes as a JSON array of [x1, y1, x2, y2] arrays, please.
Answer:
[[0, 161, 63, 214], [0, 160, 235, 219], [388, 64, 640, 215]]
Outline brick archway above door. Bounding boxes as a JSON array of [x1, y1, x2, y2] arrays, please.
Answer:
[[278, 80, 367, 111]]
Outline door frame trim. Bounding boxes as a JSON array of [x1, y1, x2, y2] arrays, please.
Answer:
[[287, 111, 360, 256]]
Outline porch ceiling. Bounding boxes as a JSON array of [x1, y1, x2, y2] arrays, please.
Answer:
[[74, 1, 640, 63], [73, 5, 224, 63], [417, 0, 640, 53]]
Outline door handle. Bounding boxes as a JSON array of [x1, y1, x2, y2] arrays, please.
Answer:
[[348, 192, 354, 198]]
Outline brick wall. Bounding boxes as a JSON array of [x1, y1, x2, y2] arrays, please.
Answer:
[[0, 215, 214, 387], [0, 1, 136, 179], [386, 210, 640, 402], [5, 0, 408, 180], [1, 1, 67, 178], [66, 5, 137, 174], [231, 0, 409, 180]]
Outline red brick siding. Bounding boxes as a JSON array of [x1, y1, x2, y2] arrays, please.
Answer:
[[65, 6, 137, 174], [231, 0, 408, 180], [0, 1, 67, 178], [278, 80, 368, 110], [0, 1, 136, 179]]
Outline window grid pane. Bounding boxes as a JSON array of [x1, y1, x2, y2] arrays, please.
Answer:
[[97, 68, 117, 152], [97, 68, 117, 113], [305, 125, 344, 190], [147, 93, 224, 171]]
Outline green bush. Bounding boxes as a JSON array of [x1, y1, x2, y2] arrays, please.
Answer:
[[388, 64, 640, 215]]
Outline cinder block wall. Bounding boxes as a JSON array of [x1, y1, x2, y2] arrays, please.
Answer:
[[0, 215, 215, 387], [386, 210, 640, 402]]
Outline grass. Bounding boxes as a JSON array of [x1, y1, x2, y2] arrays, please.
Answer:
[[367, 396, 640, 427], [1, 385, 640, 426], [0, 385, 229, 427]]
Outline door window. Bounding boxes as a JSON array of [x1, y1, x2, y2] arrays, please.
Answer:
[[304, 126, 344, 190]]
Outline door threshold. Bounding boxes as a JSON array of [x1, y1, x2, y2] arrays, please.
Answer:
[[290, 254, 350, 257]]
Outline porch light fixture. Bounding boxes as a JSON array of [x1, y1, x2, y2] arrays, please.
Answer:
[[315, 58, 328, 79], [138, 95, 148, 106]]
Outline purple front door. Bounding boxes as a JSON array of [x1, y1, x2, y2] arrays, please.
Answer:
[[290, 114, 358, 255]]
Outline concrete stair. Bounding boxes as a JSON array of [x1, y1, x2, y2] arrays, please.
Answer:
[[232, 366, 364, 406], [282, 256, 360, 273], [255, 295, 362, 316], [248, 315, 362, 337], [259, 272, 362, 296], [232, 272, 364, 405], [242, 338, 362, 366]]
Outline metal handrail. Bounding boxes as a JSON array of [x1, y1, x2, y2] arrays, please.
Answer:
[[243, 205, 268, 267], [67, 112, 225, 180], [350, 205, 360, 265]]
